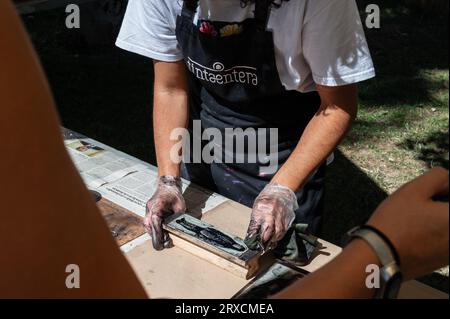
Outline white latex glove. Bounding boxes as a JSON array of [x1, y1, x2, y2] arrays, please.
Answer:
[[144, 176, 186, 250], [245, 183, 298, 252]]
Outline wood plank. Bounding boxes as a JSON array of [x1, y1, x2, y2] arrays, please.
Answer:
[[202, 201, 252, 238], [163, 213, 261, 279], [399, 280, 449, 299], [125, 240, 250, 299], [97, 198, 145, 246], [169, 233, 255, 279]]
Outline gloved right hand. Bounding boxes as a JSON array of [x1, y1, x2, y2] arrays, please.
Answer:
[[144, 175, 186, 250], [244, 183, 298, 253]]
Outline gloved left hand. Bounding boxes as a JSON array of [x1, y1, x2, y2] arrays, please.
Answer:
[[244, 183, 298, 252]]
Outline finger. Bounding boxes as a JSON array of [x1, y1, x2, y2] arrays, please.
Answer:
[[273, 216, 285, 242], [245, 216, 261, 236], [163, 232, 173, 249], [143, 216, 153, 236], [260, 222, 274, 245], [265, 239, 278, 252], [172, 197, 186, 214], [143, 207, 154, 235], [150, 214, 165, 251], [402, 167, 449, 199], [144, 201, 154, 229], [272, 211, 285, 242], [244, 227, 259, 241], [421, 167, 449, 197], [243, 215, 263, 250]]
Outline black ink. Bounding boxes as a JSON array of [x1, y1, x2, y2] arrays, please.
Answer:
[[176, 218, 246, 252]]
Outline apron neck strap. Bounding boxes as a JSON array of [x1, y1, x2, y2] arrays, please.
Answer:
[[182, 0, 199, 21], [254, 0, 273, 32], [181, 0, 273, 31]]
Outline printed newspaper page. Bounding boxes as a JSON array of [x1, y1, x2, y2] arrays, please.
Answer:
[[64, 134, 227, 217], [65, 139, 146, 188], [98, 168, 227, 217]]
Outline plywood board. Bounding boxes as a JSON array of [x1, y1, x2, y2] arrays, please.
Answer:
[[125, 240, 250, 299], [97, 198, 145, 246], [201, 201, 252, 238]]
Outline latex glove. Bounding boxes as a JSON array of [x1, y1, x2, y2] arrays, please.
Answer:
[[245, 183, 298, 253], [144, 176, 186, 251]]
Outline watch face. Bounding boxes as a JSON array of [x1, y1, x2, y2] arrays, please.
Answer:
[[384, 273, 403, 299]]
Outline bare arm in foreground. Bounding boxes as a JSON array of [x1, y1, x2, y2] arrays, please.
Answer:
[[0, 0, 146, 298], [274, 167, 449, 298]]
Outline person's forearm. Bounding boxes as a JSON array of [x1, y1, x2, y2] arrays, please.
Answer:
[[272, 99, 356, 191], [153, 86, 189, 177], [273, 239, 380, 299]]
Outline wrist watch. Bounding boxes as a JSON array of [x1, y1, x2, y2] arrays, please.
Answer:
[[346, 225, 403, 299]]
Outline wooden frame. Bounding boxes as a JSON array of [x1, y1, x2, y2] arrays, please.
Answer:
[[163, 213, 261, 279]]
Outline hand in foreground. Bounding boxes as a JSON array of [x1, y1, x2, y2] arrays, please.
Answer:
[[144, 176, 186, 250], [245, 183, 298, 252], [367, 167, 449, 280]]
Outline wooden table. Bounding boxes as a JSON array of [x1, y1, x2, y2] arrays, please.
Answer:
[[66, 131, 447, 299], [97, 187, 448, 299]]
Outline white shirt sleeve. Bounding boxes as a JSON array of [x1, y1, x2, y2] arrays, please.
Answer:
[[302, 0, 376, 86], [115, 0, 183, 62]]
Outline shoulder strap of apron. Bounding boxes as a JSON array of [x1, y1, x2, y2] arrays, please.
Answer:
[[181, 0, 199, 20], [182, 0, 273, 31], [254, 0, 273, 32]]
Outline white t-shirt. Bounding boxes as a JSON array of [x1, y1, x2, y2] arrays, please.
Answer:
[[116, 0, 375, 92]]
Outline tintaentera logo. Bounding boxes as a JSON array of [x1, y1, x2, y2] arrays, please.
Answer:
[[186, 58, 258, 86]]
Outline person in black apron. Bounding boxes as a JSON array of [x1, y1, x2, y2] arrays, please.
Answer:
[[145, 0, 327, 252]]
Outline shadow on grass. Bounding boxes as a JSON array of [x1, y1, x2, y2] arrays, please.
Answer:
[[322, 150, 388, 244], [402, 131, 450, 169], [356, 0, 449, 108]]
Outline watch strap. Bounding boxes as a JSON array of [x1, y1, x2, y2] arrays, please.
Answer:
[[348, 226, 396, 267], [361, 225, 400, 265]]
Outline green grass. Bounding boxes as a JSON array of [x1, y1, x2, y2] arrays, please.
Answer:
[[332, 1, 449, 292], [345, 2, 449, 195], [343, 88, 449, 192], [22, 0, 449, 292]]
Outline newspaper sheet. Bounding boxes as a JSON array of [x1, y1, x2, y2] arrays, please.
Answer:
[[65, 139, 146, 188], [65, 136, 227, 217], [97, 168, 227, 217]]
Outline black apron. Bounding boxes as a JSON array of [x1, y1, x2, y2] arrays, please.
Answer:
[[176, 0, 326, 234]]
